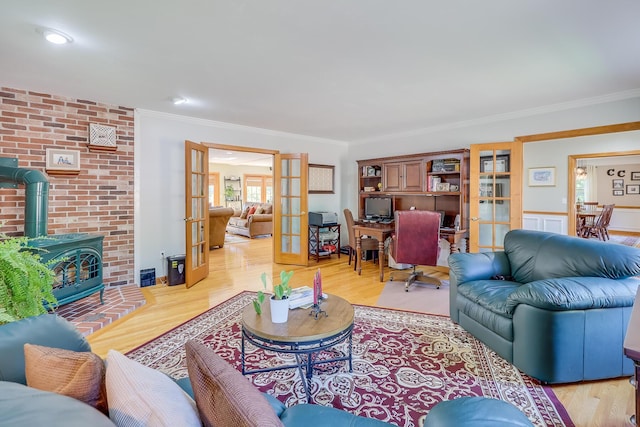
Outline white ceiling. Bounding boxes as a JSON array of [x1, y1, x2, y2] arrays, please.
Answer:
[[2, 1, 640, 143], [209, 149, 272, 167]]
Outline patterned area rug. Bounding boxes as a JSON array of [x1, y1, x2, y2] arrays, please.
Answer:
[[127, 292, 573, 427]]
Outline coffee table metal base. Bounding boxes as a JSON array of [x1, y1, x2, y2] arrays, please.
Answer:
[[241, 325, 353, 403]]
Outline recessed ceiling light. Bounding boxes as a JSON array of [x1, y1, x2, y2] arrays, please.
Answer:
[[171, 97, 188, 105], [41, 28, 73, 44]]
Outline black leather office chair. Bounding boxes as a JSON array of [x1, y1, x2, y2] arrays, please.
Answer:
[[389, 210, 441, 291]]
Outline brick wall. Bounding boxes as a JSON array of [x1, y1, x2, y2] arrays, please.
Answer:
[[0, 87, 134, 287]]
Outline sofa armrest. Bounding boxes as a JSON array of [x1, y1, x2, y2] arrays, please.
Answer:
[[448, 252, 512, 323], [209, 207, 234, 218], [0, 314, 91, 385], [448, 252, 511, 283], [248, 214, 272, 223], [280, 403, 392, 426], [263, 392, 286, 418], [506, 276, 640, 311]]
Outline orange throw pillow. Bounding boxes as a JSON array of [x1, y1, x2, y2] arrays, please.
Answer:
[[24, 343, 108, 415], [248, 206, 257, 215]]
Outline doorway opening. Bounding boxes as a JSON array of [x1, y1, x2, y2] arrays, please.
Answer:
[[568, 150, 640, 236]]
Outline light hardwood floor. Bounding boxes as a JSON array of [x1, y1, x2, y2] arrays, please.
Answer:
[[87, 237, 635, 427]]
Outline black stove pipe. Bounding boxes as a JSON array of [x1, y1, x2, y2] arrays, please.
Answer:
[[0, 165, 49, 238]]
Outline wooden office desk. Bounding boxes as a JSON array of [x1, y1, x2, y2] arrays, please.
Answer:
[[439, 228, 467, 253], [353, 222, 467, 282]]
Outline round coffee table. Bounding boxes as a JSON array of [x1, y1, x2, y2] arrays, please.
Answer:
[[241, 294, 354, 402]]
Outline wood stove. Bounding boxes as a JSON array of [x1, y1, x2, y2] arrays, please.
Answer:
[[1, 158, 105, 307], [28, 234, 104, 307]]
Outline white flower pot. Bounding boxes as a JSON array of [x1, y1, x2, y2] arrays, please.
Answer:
[[269, 297, 289, 323]]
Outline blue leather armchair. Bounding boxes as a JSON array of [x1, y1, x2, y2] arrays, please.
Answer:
[[448, 229, 640, 383]]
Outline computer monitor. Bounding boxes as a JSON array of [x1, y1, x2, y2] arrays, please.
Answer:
[[364, 197, 392, 219]]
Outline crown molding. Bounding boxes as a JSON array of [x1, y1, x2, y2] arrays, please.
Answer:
[[353, 89, 640, 145], [134, 109, 349, 147]]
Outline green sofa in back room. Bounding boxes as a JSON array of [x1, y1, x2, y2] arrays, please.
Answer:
[[448, 229, 640, 383]]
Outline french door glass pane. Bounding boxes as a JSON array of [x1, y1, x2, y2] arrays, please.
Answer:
[[496, 224, 510, 246]]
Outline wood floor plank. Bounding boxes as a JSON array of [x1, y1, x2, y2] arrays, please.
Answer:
[[87, 236, 635, 426]]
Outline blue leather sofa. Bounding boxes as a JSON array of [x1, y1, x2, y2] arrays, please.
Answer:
[[0, 314, 391, 426], [448, 229, 640, 383]]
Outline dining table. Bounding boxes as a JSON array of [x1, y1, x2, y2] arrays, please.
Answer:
[[576, 209, 598, 238]]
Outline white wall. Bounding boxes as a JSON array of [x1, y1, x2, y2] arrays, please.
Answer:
[[523, 131, 640, 232], [135, 110, 348, 281], [343, 97, 640, 225], [135, 97, 640, 283], [595, 163, 640, 206]]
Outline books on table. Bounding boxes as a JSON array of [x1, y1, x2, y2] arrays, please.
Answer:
[[288, 286, 328, 309]]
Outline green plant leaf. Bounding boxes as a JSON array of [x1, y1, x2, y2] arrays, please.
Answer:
[[0, 231, 58, 324], [252, 300, 262, 315]]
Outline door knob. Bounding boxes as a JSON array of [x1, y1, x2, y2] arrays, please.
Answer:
[[184, 217, 193, 222], [471, 217, 479, 221]]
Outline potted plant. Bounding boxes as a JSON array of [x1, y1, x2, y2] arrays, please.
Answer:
[[0, 231, 58, 324], [224, 185, 235, 201], [253, 270, 294, 323]]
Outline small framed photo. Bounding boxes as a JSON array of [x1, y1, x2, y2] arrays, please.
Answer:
[[627, 184, 640, 195], [45, 148, 81, 175], [528, 167, 555, 187], [480, 155, 509, 173], [612, 179, 624, 189], [435, 182, 450, 192], [613, 189, 624, 196], [631, 171, 640, 181]]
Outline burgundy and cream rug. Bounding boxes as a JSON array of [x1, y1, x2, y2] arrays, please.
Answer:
[[127, 292, 573, 427]]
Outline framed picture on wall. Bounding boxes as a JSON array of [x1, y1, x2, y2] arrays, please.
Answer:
[[631, 171, 640, 181], [612, 179, 624, 189], [528, 167, 555, 186], [613, 189, 624, 196], [627, 184, 640, 195], [45, 148, 81, 175], [308, 164, 335, 194]]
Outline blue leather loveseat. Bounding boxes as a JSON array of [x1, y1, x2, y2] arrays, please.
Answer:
[[448, 229, 640, 383]]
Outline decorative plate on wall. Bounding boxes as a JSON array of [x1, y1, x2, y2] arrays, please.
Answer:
[[88, 123, 117, 151]]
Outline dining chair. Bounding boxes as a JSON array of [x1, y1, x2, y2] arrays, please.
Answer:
[[343, 209, 379, 271], [577, 201, 599, 237], [388, 210, 441, 291], [581, 204, 615, 241]]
